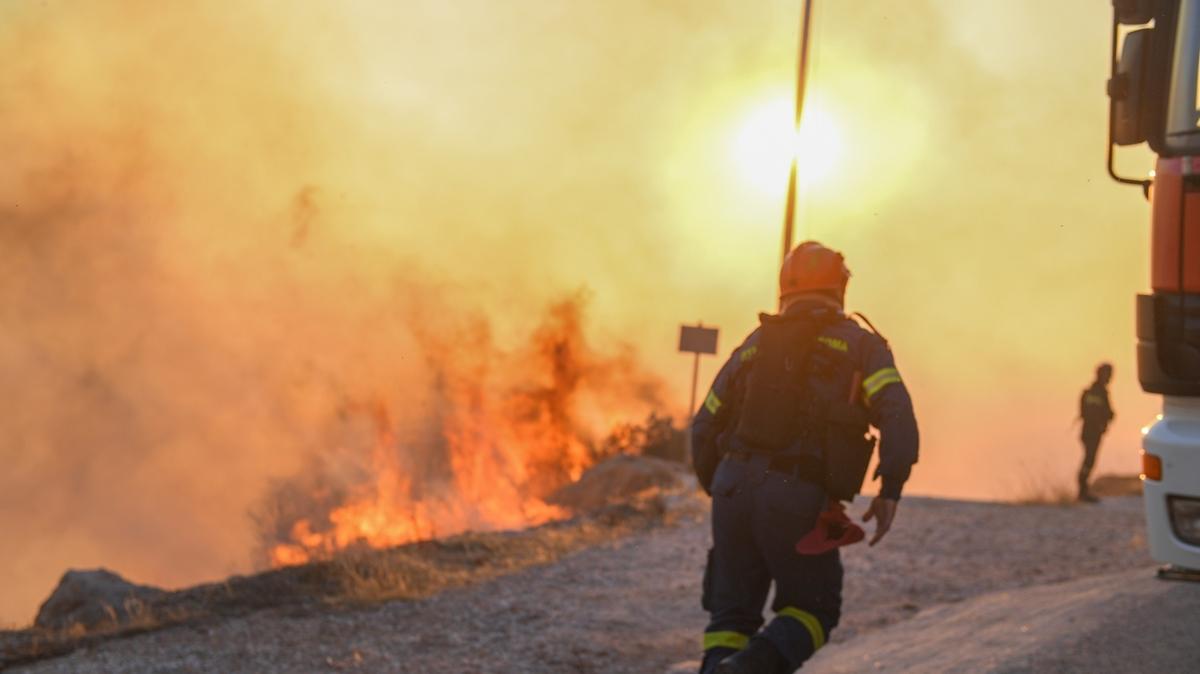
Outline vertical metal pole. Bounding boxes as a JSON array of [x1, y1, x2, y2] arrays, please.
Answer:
[[782, 0, 816, 264], [689, 351, 701, 417], [686, 350, 700, 462]]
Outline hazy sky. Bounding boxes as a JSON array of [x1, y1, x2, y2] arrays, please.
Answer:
[[0, 1, 1159, 625]]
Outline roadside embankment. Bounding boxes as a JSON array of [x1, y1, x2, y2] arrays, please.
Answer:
[[8, 488, 1154, 673]]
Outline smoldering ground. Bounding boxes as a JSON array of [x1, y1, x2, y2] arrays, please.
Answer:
[[0, 0, 1161, 626]]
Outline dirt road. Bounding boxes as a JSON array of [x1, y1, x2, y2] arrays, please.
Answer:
[[13, 495, 1161, 673], [807, 566, 1200, 673]]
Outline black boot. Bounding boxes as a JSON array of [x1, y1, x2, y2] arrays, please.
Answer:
[[700, 648, 739, 674], [1078, 481, 1099, 503], [714, 637, 789, 674]]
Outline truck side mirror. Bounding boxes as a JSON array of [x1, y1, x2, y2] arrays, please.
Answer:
[[1113, 0, 1155, 25], [1110, 28, 1153, 146]]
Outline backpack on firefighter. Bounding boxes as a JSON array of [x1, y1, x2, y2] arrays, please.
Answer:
[[731, 310, 876, 502]]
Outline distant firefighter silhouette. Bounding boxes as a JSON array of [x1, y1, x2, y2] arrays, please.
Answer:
[[1077, 363, 1115, 503]]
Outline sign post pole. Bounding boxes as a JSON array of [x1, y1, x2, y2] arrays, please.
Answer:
[[688, 350, 701, 425]]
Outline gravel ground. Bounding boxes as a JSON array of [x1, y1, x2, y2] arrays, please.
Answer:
[[12, 494, 1153, 674], [806, 566, 1200, 673]]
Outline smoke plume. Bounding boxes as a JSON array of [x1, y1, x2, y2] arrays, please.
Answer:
[[0, 0, 1160, 626]]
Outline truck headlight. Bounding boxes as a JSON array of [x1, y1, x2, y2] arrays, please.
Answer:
[[1168, 496, 1200, 546]]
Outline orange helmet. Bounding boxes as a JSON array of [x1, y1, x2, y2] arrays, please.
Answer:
[[779, 240, 851, 299]]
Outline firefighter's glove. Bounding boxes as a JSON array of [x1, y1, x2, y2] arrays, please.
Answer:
[[862, 496, 898, 546]]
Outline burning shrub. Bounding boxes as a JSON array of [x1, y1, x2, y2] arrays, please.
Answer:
[[597, 413, 687, 463], [253, 293, 670, 567]]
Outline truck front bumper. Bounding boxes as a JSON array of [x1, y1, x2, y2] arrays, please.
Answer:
[[1142, 397, 1200, 570]]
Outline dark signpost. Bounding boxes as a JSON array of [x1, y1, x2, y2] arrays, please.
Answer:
[[679, 323, 719, 459]]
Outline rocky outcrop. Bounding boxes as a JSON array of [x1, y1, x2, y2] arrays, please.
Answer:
[[34, 569, 165, 631]]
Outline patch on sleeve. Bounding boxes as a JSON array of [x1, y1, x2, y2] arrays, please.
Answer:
[[704, 390, 722, 415], [817, 336, 849, 353]]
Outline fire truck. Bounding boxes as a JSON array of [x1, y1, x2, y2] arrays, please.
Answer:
[[1108, 0, 1200, 574]]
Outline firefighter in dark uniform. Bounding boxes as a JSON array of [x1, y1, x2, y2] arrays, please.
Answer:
[[1077, 363, 1115, 503], [692, 241, 919, 674]]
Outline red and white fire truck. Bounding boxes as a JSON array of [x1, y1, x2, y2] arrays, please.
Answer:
[[1108, 0, 1200, 574]]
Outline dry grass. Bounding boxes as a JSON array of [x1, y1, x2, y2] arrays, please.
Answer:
[[1090, 474, 1143, 498], [1011, 471, 1143, 506], [0, 497, 672, 669], [1012, 471, 1079, 506], [0, 607, 188, 669]]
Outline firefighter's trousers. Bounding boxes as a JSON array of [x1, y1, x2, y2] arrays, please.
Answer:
[[1078, 430, 1104, 495], [700, 454, 842, 674]]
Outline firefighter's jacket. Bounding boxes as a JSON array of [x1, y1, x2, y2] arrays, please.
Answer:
[[1079, 382, 1114, 437], [690, 301, 919, 500]]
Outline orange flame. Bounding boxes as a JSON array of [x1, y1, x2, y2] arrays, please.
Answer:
[[262, 295, 663, 567]]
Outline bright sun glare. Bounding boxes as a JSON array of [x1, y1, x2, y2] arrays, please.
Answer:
[[732, 97, 843, 194]]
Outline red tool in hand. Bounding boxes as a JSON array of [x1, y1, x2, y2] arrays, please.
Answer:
[[795, 500, 864, 555]]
